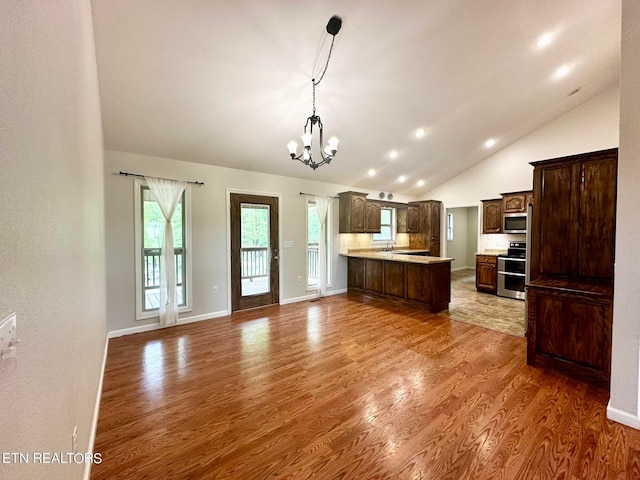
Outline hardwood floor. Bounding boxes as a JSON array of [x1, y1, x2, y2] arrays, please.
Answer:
[[92, 293, 640, 479]]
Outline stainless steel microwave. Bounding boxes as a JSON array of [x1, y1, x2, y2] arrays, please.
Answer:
[[503, 213, 527, 233]]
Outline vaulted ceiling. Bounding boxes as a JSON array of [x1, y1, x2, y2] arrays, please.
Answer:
[[91, 0, 620, 195]]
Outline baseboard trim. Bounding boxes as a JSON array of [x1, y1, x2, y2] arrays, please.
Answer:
[[108, 310, 229, 338], [280, 288, 348, 305], [607, 401, 640, 429], [84, 336, 109, 480]]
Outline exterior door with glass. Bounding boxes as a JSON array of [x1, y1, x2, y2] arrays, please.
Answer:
[[230, 193, 279, 311]]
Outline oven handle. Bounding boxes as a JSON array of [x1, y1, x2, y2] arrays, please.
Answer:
[[497, 271, 526, 277]]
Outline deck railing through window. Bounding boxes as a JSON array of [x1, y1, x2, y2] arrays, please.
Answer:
[[241, 247, 269, 280], [307, 244, 319, 284], [144, 248, 184, 290]]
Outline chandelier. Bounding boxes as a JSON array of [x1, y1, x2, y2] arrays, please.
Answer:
[[287, 16, 342, 170]]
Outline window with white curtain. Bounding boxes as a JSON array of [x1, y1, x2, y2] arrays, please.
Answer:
[[307, 200, 331, 290], [447, 212, 454, 241], [134, 180, 192, 320]]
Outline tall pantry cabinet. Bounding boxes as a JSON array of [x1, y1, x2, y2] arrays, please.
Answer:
[[527, 148, 617, 389]]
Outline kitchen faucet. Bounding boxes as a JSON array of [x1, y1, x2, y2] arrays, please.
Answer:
[[386, 240, 397, 251]]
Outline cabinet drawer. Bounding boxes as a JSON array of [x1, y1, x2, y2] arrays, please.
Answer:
[[476, 255, 498, 265]]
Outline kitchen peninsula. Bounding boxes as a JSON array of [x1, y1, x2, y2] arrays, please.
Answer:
[[342, 250, 453, 313]]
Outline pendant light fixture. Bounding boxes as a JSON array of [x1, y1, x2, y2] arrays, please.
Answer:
[[287, 15, 342, 170]]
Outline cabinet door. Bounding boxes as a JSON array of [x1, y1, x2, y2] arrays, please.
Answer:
[[348, 258, 365, 289], [407, 205, 419, 233], [384, 262, 405, 298], [529, 287, 612, 382], [476, 257, 497, 292], [365, 201, 381, 233], [364, 259, 384, 293], [396, 206, 407, 233], [578, 157, 617, 280], [502, 193, 528, 213], [482, 200, 503, 234], [534, 163, 577, 278], [431, 201, 441, 242], [351, 195, 366, 232]]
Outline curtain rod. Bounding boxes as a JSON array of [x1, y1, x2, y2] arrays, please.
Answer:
[[299, 192, 338, 199], [119, 171, 204, 186]]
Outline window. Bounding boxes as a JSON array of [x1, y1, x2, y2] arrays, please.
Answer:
[[373, 207, 395, 242], [134, 180, 192, 320], [307, 200, 331, 289], [447, 212, 454, 241]]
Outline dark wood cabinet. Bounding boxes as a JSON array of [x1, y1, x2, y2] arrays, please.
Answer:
[[408, 200, 441, 255], [346, 256, 451, 313], [406, 205, 419, 233], [527, 148, 618, 389], [527, 285, 612, 388], [338, 192, 381, 233], [530, 149, 617, 283], [481, 199, 503, 234], [502, 191, 532, 213], [396, 206, 407, 233], [347, 257, 365, 289], [475, 254, 497, 293], [365, 201, 382, 233], [339, 191, 367, 233]]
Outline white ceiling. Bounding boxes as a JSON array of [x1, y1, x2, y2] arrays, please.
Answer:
[[91, 0, 620, 195]]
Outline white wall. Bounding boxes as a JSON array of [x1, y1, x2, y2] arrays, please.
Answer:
[[104, 150, 416, 334], [609, 0, 640, 428], [0, 1, 106, 478], [426, 86, 619, 206], [466, 207, 479, 265]]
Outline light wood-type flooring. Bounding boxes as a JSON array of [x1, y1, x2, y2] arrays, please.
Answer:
[[440, 268, 526, 337], [91, 293, 640, 479]]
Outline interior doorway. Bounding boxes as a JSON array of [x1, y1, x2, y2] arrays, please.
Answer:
[[445, 206, 479, 271], [230, 193, 279, 311]]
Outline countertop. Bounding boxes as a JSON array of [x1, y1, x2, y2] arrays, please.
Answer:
[[475, 249, 508, 256], [340, 250, 453, 265]]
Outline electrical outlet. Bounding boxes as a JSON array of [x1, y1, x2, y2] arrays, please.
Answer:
[[72, 425, 78, 454], [212, 286, 218, 294], [297, 275, 302, 283]]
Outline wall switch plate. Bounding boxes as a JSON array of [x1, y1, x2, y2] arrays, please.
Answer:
[[297, 275, 302, 283], [212, 286, 218, 294], [284, 241, 294, 248]]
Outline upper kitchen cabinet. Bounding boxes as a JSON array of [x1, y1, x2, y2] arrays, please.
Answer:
[[338, 191, 381, 233], [481, 199, 503, 234], [338, 191, 367, 233], [406, 204, 419, 233], [501, 190, 533, 214], [396, 206, 408, 233], [530, 148, 617, 283], [365, 201, 382, 233]]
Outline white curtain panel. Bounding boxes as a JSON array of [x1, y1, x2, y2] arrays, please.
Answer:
[[145, 177, 187, 325], [314, 195, 331, 297]]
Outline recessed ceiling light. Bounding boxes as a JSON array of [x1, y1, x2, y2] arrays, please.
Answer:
[[553, 64, 571, 80], [484, 138, 496, 148], [536, 32, 554, 49], [415, 128, 427, 139], [367, 168, 376, 177], [417, 180, 425, 187], [389, 150, 398, 159], [398, 175, 407, 183]]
